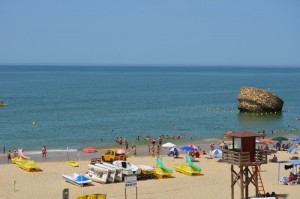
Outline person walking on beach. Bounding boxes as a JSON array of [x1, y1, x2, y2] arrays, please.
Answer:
[[7, 150, 11, 163], [3, 146, 5, 154], [42, 145, 47, 160]]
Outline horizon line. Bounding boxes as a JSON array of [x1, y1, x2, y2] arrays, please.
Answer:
[[0, 63, 300, 68]]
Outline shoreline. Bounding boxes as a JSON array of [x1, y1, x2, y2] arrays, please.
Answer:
[[1, 132, 298, 165], [0, 139, 216, 164]]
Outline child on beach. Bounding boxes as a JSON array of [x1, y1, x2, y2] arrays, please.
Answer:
[[7, 150, 11, 163], [42, 145, 47, 160], [13, 150, 17, 158]]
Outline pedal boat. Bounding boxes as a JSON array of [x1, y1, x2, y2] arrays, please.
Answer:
[[67, 160, 79, 167], [16, 159, 40, 172], [85, 164, 109, 184], [63, 173, 92, 187]]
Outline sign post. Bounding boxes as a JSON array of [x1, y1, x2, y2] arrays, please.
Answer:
[[124, 175, 137, 199]]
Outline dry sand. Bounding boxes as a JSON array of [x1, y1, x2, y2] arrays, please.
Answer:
[[0, 150, 299, 199]]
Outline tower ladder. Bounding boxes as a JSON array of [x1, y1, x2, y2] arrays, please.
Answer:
[[251, 162, 265, 197]]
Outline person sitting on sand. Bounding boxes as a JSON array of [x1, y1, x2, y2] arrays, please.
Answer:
[[287, 171, 297, 184], [194, 149, 200, 158], [270, 155, 277, 162], [174, 149, 179, 158]]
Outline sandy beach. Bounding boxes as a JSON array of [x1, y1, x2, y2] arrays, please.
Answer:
[[0, 147, 299, 199]]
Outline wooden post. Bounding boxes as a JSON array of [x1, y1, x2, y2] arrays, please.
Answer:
[[240, 166, 244, 199], [245, 167, 249, 199], [136, 187, 138, 199], [231, 165, 234, 199], [125, 188, 127, 199]]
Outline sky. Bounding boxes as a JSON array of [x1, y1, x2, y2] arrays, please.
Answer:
[[0, 0, 299, 66]]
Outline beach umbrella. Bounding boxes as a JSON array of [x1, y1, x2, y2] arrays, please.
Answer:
[[292, 137, 300, 142], [162, 142, 176, 148], [260, 139, 273, 145], [169, 147, 180, 152], [223, 131, 233, 138], [82, 146, 97, 153], [272, 136, 288, 141], [211, 149, 222, 155], [181, 145, 193, 151], [256, 140, 266, 145]]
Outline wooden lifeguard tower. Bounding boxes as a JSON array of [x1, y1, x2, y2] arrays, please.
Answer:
[[222, 130, 268, 199]]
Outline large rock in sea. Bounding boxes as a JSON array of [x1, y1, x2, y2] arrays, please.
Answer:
[[237, 87, 284, 112]]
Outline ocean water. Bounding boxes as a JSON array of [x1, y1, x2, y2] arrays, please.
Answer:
[[0, 65, 299, 152]]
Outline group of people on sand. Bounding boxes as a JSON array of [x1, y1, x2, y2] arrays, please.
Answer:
[[6, 150, 17, 163], [148, 143, 162, 157], [141, 134, 185, 141], [3, 146, 17, 164], [3, 145, 47, 163], [284, 171, 300, 185]]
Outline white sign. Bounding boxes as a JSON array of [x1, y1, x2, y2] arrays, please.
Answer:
[[125, 175, 137, 188]]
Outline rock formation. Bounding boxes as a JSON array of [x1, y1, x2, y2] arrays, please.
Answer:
[[237, 87, 284, 112]]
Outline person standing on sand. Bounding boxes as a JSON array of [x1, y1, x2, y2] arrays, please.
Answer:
[[3, 146, 5, 154], [151, 144, 155, 157], [42, 145, 47, 160], [7, 150, 11, 163], [13, 150, 17, 158], [156, 145, 161, 157], [158, 136, 162, 146], [133, 146, 137, 156], [148, 145, 151, 156], [124, 138, 129, 151]]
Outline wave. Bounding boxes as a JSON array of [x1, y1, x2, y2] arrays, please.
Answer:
[[23, 149, 78, 155]]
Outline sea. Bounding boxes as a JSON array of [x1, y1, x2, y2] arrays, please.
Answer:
[[0, 65, 300, 153]]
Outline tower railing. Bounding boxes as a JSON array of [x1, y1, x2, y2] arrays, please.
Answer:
[[222, 149, 267, 166]]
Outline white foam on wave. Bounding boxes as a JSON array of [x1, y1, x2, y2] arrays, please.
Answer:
[[24, 149, 78, 155]]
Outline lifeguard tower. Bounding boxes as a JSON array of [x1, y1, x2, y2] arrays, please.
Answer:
[[222, 130, 268, 199]]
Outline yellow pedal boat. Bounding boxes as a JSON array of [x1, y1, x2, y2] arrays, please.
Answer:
[[12, 157, 22, 164], [67, 160, 79, 167], [153, 158, 173, 179], [174, 156, 202, 176], [174, 164, 201, 176], [16, 160, 40, 172]]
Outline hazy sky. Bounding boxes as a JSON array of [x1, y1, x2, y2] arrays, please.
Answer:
[[0, 0, 299, 66]]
